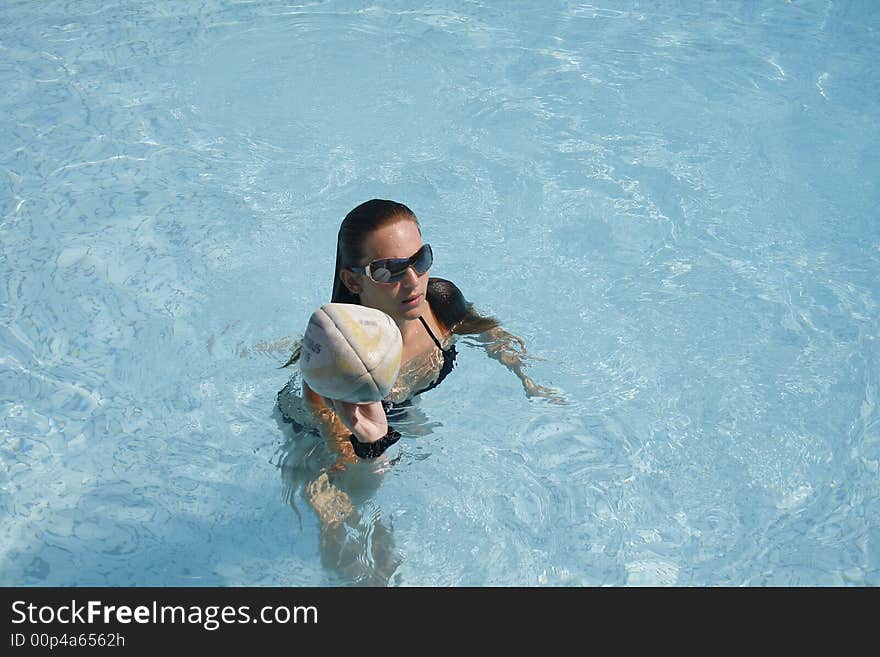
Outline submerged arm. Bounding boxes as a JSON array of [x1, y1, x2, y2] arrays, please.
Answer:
[[475, 326, 565, 402], [426, 277, 564, 402]]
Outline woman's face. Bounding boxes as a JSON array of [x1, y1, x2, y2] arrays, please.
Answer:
[[345, 218, 429, 324]]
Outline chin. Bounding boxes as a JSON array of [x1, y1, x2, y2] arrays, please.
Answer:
[[397, 296, 425, 319], [401, 299, 425, 318]]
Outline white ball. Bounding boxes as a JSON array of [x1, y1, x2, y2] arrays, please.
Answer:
[[299, 303, 403, 403]]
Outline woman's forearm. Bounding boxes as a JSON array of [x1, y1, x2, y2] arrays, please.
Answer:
[[303, 382, 388, 450], [477, 327, 563, 401]]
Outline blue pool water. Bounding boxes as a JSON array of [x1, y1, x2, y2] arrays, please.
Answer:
[[1, 0, 878, 586]]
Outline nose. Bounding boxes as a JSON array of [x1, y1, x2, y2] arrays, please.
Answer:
[[401, 265, 421, 286]]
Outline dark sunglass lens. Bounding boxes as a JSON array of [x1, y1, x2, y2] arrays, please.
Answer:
[[413, 244, 433, 273], [367, 245, 432, 283], [370, 266, 393, 283], [383, 262, 410, 281]]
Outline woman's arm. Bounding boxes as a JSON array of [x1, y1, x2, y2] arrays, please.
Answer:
[[475, 326, 565, 402], [425, 277, 564, 403], [302, 382, 389, 446]]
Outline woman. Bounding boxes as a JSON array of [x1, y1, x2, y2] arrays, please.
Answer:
[[281, 198, 558, 460], [276, 198, 558, 584]]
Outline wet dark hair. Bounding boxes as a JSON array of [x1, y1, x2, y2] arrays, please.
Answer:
[[281, 199, 498, 368], [426, 277, 499, 335]]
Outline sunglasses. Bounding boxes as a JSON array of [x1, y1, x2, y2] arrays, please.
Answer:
[[349, 244, 433, 284]]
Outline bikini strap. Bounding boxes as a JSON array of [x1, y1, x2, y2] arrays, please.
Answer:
[[418, 315, 443, 350]]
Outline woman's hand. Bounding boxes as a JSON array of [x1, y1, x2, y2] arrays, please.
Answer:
[[522, 376, 568, 405], [325, 398, 388, 443]]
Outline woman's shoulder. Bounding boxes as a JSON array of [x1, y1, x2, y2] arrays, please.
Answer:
[[427, 276, 463, 298], [426, 277, 499, 336], [426, 277, 467, 331]]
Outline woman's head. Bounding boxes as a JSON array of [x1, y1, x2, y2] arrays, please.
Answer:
[[282, 199, 498, 368], [333, 199, 430, 323]]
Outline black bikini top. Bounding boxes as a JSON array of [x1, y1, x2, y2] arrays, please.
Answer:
[[414, 315, 457, 396], [381, 314, 457, 416]]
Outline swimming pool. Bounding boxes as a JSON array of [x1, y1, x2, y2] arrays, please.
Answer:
[[1, 0, 878, 586]]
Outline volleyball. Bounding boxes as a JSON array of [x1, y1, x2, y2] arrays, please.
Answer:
[[299, 303, 403, 403]]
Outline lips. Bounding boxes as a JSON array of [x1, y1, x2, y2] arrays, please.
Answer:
[[402, 293, 422, 306]]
